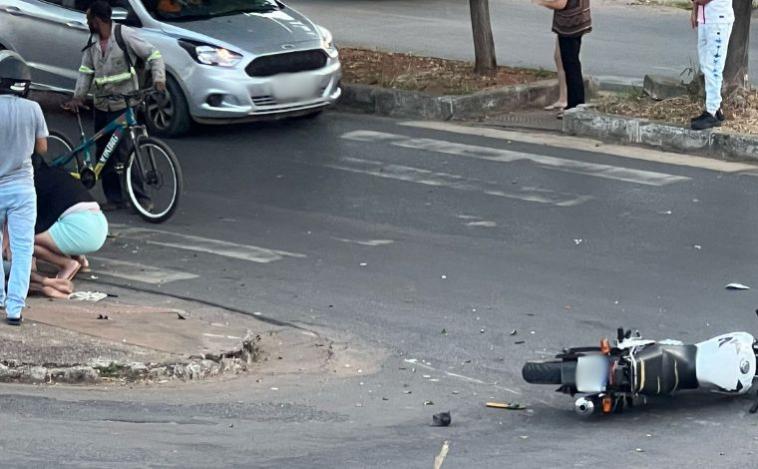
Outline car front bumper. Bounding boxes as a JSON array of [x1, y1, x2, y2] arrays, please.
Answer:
[[181, 56, 342, 124]]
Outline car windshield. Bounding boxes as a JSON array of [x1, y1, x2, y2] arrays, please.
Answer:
[[142, 0, 280, 22]]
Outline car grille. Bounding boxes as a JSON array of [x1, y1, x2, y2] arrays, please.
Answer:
[[246, 50, 328, 77], [252, 95, 277, 106]]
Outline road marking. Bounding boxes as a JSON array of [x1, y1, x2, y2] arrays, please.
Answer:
[[326, 156, 592, 207], [343, 130, 689, 186], [403, 359, 521, 395], [109, 225, 306, 264], [332, 237, 395, 247], [399, 121, 757, 173], [466, 220, 497, 228], [89, 256, 198, 284]]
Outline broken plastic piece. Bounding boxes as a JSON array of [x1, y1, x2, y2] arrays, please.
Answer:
[[726, 283, 751, 291], [432, 411, 451, 427]]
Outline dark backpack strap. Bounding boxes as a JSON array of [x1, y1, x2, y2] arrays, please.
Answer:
[[114, 24, 135, 72]]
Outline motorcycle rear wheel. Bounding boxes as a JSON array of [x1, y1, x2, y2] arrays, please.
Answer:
[[522, 361, 563, 384]]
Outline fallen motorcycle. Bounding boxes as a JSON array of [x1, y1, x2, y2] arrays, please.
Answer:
[[522, 328, 758, 416]]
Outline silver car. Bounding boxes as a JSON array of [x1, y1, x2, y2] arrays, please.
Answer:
[[0, 0, 342, 135]]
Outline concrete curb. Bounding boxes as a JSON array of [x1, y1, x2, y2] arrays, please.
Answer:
[[562, 108, 758, 162], [0, 332, 261, 384], [338, 79, 575, 120]]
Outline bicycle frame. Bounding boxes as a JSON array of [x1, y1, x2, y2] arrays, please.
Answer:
[[51, 105, 140, 180]]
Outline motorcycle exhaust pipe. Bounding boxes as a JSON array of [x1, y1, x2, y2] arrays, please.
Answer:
[[574, 397, 596, 417]]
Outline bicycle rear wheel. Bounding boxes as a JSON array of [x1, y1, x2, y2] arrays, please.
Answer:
[[46, 130, 78, 173], [125, 136, 182, 223]]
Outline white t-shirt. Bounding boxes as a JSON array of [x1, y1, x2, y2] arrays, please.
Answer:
[[0, 95, 48, 186], [698, 0, 734, 24]]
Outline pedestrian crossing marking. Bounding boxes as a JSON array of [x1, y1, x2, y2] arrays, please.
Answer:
[[342, 130, 689, 186]]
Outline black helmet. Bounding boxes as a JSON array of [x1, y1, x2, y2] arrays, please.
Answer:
[[0, 51, 31, 97]]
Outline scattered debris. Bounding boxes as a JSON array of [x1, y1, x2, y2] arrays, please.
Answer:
[[359, 262, 368, 267], [432, 412, 452, 427], [451, 391, 459, 395], [441, 275, 447, 280], [659, 210, 673, 215], [726, 283, 751, 291], [177, 313, 186, 320], [486, 402, 527, 410], [441, 328, 448, 335], [635, 448, 645, 453], [403, 390, 412, 394], [519, 435, 529, 440], [424, 400, 435, 406], [514, 341, 526, 345], [693, 245, 702, 250], [434, 440, 450, 469], [96, 314, 109, 320], [480, 328, 485, 334], [69, 291, 108, 302], [382, 397, 389, 401], [573, 239, 583, 245], [510, 329, 518, 336]]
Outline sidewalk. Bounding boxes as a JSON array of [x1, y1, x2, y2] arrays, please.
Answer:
[[2, 281, 335, 385]]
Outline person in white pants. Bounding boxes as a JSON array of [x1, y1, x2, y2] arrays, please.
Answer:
[[690, 0, 734, 131]]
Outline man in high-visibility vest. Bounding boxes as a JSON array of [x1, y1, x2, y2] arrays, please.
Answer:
[[63, 0, 165, 209]]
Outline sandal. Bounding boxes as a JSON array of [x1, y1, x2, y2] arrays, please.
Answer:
[[545, 101, 567, 111]]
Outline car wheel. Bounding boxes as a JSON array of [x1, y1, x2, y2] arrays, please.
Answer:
[[144, 75, 192, 137]]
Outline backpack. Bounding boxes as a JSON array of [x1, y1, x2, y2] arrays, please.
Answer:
[[114, 24, 151, 88]]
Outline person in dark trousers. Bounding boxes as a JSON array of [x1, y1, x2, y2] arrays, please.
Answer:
[[63, 0, 165, 210], [536, 0, 592, 116]]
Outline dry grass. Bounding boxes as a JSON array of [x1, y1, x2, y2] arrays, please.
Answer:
[[597, 88, 758, 135], [340, 48, 555, 96]]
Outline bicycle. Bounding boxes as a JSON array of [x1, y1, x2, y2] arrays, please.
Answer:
[[47, 89, 183, 223]]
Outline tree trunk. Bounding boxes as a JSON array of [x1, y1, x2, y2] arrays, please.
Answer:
[[469, 0, 497, 74], [723, 0, 751, 93]]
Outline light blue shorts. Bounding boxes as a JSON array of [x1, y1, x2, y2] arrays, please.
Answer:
[[49, 210, 108, 256]]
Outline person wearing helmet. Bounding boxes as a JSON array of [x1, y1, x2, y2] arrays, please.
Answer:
[[0, 51, 48, 325]]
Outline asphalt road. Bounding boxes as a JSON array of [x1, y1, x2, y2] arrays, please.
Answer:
[[286, 0, 758, 81], [4, 108, 758, 467]]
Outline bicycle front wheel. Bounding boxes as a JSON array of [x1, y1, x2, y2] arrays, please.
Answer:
[[125, 136, 183, 223]]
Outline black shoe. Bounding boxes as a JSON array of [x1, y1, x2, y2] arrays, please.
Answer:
[[691, 112, 722, 131], [6, 315, 22, 326], [691, 109, 725, 123]]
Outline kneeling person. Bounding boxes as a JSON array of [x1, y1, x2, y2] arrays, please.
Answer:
[[33, 155, 108, 280]]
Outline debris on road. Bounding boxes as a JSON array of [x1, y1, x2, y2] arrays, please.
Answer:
[[514, 340, 526, 345], [573, 239, 583, 245], [726, 283, 751, 291], [441, 328, 448, 335], [424, 400, 435, 406], [96, 314, 109, 320], [70, 291, 108, 302], [510, 329, 518, 336], [693, 245, 702, 250], [486, 402, 526, 410], [177, 313, 186, 320], [432, 412, 452, 427]]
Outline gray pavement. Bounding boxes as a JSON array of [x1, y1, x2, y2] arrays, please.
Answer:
[[4, 106, 758, 467], [286, 0, 758, 82]]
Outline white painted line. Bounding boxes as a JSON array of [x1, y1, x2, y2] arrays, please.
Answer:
[[332, 237, 395, 247], [109, 225, 306, 264], [399, 121, 757, 173], [342, 130, 689, 186], [326, 156, 592, 207], [89, 256, 198, 284]]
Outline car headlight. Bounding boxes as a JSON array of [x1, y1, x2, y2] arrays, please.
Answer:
[[179, 40, 243, 67], [316, 25, 338, 58]]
